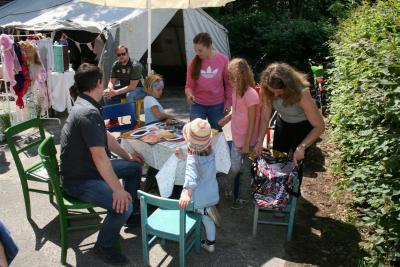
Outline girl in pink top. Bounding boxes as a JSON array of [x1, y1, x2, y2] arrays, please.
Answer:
[[185, 32, 232, 131], [218, 58, 260, 209]]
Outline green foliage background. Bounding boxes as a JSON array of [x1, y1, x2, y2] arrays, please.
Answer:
[[328, 0, 400, 264], [206, 0, 359, 71]]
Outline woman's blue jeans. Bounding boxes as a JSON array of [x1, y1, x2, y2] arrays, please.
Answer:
[[189, 102, 224, 131], [62, 159, 142, 248]]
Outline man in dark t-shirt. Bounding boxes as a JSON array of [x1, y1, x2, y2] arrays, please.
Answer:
[[60, 66, 144, 265], [103, 45, 146, 105]]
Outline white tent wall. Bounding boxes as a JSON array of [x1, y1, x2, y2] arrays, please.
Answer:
[[0, 0, 230, 86], [119, 9, 177, 63], [183, 9, 230, 61]]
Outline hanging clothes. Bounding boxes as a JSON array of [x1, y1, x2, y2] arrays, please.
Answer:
[[13, 43, 30, 108], [28, 45, 50, 116], [0, 34, 17, 87], [19, 41, 36, 64], [93, 35, 105, 61], [32, 39, 54, 72]]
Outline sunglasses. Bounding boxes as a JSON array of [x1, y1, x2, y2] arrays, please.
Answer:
[[117, 52, 126, 57]]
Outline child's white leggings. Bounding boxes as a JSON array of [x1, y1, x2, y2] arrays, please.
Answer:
[[202, 214, 216, 241], [195, 208, 216, 241]]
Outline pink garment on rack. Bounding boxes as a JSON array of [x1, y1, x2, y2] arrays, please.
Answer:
[[0, 34, 16, 87], [30, 59, 50, 115]]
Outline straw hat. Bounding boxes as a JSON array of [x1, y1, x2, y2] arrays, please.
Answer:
[[182, 118, 212, 152]]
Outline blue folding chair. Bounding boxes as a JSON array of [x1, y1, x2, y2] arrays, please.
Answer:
[[138, 190, 201, 267], [101, 102, 136, 132]]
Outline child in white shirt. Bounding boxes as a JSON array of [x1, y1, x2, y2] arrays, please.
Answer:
[[143, 74, 174, 125]]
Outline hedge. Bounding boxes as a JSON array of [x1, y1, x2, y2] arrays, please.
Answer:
[[328, 0, 400, 265]]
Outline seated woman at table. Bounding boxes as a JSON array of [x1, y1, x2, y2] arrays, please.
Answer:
[[178, 118, 222, 253], [143, 74, 174, 125]]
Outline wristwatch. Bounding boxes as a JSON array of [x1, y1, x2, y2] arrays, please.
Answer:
[[298, 143, 307, 150]]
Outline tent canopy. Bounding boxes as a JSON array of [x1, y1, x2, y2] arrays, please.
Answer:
[[0, 0, 230, 84]]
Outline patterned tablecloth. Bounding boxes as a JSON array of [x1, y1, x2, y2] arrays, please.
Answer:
[[121, 132, 231, 197]]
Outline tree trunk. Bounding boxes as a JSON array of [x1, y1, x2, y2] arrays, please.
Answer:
[[289, 0, 304, 19]]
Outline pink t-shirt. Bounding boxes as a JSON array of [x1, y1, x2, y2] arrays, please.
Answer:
[[185, 51, 232, 108], [231, 87, 260, 148]]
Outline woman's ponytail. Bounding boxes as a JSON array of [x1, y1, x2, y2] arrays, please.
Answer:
[[191, 55, 201, 80]]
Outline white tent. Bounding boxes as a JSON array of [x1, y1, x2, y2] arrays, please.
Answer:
[[0, 0, 230, 84]]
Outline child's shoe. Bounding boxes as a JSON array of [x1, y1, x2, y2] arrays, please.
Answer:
[[201, 240, 215, 253], [231, 198, 249, 210], [205, 206, 222, 227]]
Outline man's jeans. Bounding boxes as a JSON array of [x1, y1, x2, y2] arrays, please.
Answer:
[[103, 87, 147, 106], [189, 102, 224, 131], [62, 159, 142, 248]]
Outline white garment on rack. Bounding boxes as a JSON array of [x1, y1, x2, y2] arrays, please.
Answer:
[[93, 36, 104, 61], [47, 71, 74, 112], [32, 39, 54, 71]]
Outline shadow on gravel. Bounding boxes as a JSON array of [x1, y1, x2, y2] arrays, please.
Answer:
[[0, 149, 10, 174], [283, 197, 366, 267], [303, 145, 326, 178]]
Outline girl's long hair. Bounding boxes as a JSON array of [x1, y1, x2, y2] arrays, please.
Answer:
[[191, 32, 212, 80], [260, 62, 309, 106], [228, 58, 255, 97], [69, 63, 102, 101]]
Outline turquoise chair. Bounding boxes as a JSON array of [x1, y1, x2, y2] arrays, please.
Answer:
[[138, 190, 201, 267], [252, 174, 300, 241]]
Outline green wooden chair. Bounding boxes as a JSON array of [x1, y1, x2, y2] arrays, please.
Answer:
[[5, 117, 53, 220], [138, 190, 201, 267], [38, 136, 105, 264], [252, 174, 300, 241]]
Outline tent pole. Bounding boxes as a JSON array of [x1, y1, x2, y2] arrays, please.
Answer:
[[147, 0, 152, 76]]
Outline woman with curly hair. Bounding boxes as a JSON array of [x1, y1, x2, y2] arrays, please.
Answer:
[[255, 62, 325, 165]]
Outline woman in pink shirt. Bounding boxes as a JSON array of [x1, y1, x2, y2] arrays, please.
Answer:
[[185, 32, 232, 131], [218, 58, 260, 209]]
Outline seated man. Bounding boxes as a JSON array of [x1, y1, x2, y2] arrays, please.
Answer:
[[61, 63, 143, 265], [104, 45, 146, 127]]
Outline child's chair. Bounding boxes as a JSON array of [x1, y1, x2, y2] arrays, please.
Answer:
[[252, 173, 300, 241], [137, 190, 201, 267]]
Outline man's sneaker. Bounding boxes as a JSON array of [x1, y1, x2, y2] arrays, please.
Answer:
[[93, 243, 130, 266], [205, 206, 222, 227], [201, 239, 215, 253], [231, 198, 249, 210]]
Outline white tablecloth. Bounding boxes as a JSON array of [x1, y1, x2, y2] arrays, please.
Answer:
[[121, 132, 231, 197], [47, 71, 74, 112]]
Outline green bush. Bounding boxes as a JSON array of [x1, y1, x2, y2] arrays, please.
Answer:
[[328, 0, 400, 265]]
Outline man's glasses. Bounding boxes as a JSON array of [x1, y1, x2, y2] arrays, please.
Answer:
[[117, 52, 126, 57]]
